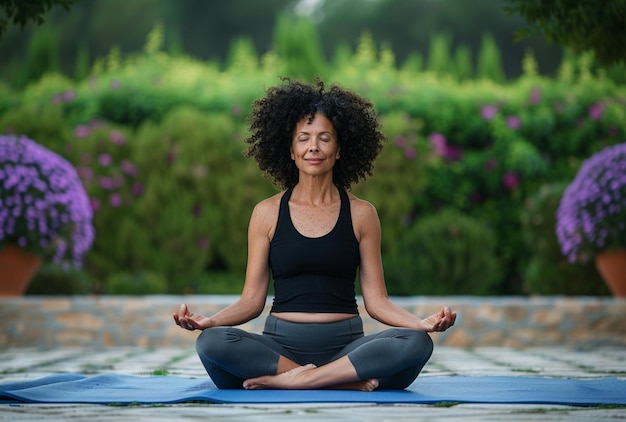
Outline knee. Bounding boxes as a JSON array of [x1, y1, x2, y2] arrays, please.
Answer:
[[195, 327, 234, 361], [419, 331, 434, 359], [403, 329, 434, 361]]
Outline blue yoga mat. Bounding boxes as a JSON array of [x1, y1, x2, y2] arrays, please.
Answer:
[[1, 374, 624, 406]]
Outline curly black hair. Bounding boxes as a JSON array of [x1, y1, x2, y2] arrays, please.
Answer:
[[244, 78, 386, 190]]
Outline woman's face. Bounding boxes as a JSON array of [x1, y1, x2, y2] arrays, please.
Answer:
[[290, 113, 340, 178]]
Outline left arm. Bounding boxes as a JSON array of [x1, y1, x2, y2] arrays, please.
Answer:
[[353, 198, 456, 332]]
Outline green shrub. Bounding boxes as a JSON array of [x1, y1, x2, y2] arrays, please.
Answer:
[[0, 83, 16, 117], [0, 73, 76, 153], [26, 264, 93, 295], [195, 271, 246, 295], [0, 102, 71, 154], [273, 13, 327, 80], [353, 111, 427, 256], [476, 33, 505, 83], [453, 45, 473, 80], [3, 29, 626, 295], [426, 32, 453, 77], [520, 182, 609, 295], [105, 271, 168, 295], [105, 108, 234, 290], [385, 209, 500, 295], [51, 121, 142, 285], [21, 25, 60, 88], [114, 107, 273, 293], [97, 84, 196, 128]]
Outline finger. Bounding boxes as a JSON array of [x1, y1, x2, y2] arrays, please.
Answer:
[[174, 315, 190, 330], [442, 307, 455, 325], [179, 303, 188, 317], [177, 316, 191, 329]]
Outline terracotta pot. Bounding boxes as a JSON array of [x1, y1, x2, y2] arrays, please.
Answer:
[[0, 244, 42, 296], [595, 250, 626, 298]]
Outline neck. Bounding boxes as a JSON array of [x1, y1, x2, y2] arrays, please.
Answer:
[[292, 177, 337, 206]]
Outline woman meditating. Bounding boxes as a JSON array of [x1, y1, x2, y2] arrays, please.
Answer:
[[173, 78, 457, 390]]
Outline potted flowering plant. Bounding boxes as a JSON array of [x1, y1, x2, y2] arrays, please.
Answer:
[[556, 142, 626, 297], [0, 135, 95, 296]]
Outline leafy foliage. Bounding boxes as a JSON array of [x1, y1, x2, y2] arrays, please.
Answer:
[[477, 33, 505, 83], [27, 263, 92, 294], [520, 182, 609, 295], [1, 22, 624, 295], [506, 0, 626, 66], [0, 0, 79, 37], [273, 13, 326, 80], [385, 209, 500, 295], [105, 271, 168, 295]]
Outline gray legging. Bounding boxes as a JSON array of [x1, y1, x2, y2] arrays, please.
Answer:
[[195, 314, 434, 389]]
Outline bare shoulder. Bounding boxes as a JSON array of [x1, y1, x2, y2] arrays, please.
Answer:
[[253, 191, 283, 214], [250, 191, 285, 238], [347, 193, 380, 239], [348, 193, 379, 219]]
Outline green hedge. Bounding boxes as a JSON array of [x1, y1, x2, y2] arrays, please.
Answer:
[[2, 32, 624, 295], [520, 183, 609, 295], [384, 209, 500, 295]]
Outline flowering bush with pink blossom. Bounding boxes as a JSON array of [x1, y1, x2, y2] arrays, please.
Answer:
[[0, 135, 94, 266], [68, 122, 143, 212], [1, 39, 625, 294], [556, 142, 626, 263]]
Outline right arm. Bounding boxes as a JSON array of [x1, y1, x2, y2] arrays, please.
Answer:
[[173, 196, 278, 331]]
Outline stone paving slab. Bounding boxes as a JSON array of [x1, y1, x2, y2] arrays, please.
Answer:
[[0, 347, 625, 421]]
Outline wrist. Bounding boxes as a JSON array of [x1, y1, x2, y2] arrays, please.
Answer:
[[204, 317, 216, 330], [415, 319, 427, 332]]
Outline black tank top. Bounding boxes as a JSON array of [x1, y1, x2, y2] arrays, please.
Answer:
[[269, 187, 360, 314]]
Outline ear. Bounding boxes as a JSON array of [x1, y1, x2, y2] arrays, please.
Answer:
[[290, 146, 295, 160], [336, 150, 340, 159]]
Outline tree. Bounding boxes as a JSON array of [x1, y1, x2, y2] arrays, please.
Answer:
[[273, 13, 326, 80], [314, 0, 563, 79], [426, 32, 453, 76], [477, 33, 505, 82], [453, 45, 473, 80], [0, 0, 79, 38], [23, 24, 60, 85], [506, 0, 626, 66]]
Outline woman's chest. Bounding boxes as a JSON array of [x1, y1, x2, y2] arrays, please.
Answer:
[[288, 202, 340, 238]]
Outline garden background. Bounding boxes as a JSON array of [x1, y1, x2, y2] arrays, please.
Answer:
[[1, 0, 624, 296]]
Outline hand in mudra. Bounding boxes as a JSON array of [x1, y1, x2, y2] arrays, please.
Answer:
[[421, 306, 456, 332], [173, 304, 210, 331]]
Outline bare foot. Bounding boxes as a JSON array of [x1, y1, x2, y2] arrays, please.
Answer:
[[244, 363, 318, 390], [243, 364, 379, 391], [324, 378, 379, 392]]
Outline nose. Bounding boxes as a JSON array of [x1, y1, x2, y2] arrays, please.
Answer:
[[308, 139, 319, 152]]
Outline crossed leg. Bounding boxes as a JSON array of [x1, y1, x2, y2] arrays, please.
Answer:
[[197, 324, 430, 391], [197, 327, 377, 390], [244, 355, 379, 391], [245, 328, 434, 390]]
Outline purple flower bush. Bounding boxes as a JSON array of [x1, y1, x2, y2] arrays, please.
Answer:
[[0, 135, 95, 266], [556, 142, 626, 263]]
